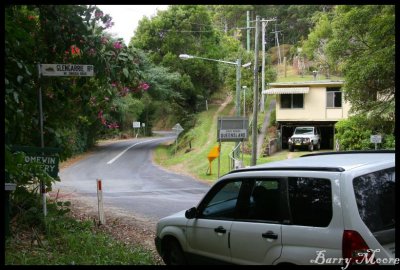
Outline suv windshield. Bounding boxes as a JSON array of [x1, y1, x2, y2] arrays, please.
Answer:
[[294, 127, 313, 135], [353, 167, 395, 233]]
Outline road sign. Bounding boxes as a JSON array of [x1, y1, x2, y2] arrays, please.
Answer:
[[219, 129, 247, 140], [40, 64, 94, 77], [217, 117, 249, 142], [11, 146, 60, 178], [370, 135, 382, 144], [172, 123, 184, 135], [133, 121, 141, 128]]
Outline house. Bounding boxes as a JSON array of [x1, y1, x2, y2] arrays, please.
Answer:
[[263, 80, 349, 150]]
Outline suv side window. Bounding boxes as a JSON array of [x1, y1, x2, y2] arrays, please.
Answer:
[[200, 180, 242, 219], [247, 179, 281, 222], [288, 177, 332, 227], [353, 167, 395, 233]]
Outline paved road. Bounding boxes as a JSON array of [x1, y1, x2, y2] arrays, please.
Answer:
[[55, 132, 210, 222]]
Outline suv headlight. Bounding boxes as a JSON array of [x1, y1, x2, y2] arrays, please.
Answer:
[[288, 138, 292, 143], [303, 138, 310, 143]]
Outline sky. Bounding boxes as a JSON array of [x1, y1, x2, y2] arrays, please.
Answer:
[[97, 5, 169, 44]]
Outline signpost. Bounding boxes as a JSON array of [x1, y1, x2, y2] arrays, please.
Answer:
[[217, 117, 249, 177], [11, 146, 60, 178], [217, 117, 249, 142], [370, 135, 382, 150], [40, 64, 94, 77], [36, 63, 94, 216], [172, 123, 184, 155], [133, 121, 141, 138]]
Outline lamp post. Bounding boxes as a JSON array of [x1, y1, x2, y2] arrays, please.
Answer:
[[179, 54, 251, 160]]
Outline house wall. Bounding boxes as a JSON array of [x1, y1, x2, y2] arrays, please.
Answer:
[[276, 86, 351, 121]]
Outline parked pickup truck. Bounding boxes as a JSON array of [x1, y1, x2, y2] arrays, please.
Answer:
[[288, 126, 321, 152]]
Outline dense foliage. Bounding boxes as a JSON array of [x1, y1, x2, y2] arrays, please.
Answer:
[[5, 5, 150, 159], [327, 5, 395, 121], [335, 115, 395, 151], [5, 5, 152, 234], [302, 5, 395, 143]]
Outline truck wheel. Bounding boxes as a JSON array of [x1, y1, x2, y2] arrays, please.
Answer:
[[316, 141, 321, 150], [308, 143, 314, 151], [165, 239, 187, 265], [289, 145, 294, 152]]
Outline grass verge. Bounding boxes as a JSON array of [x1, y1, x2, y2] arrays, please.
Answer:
[[5, 206, 158, 265]]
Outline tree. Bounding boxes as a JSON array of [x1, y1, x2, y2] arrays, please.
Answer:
[[254, 5, 334, 47], [326, 5, 395, 125], [5, 5, 147, 159], [302, 12, 336, 78], [131, 5, 227, 128]]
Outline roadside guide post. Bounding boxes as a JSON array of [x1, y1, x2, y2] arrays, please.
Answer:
[[172, 123, 184, 155], [97, 179, 106, 225], [37, 63, 94, 217]]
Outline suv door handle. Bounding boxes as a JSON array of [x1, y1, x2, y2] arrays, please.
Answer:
[[214, 226, 227, 234], [262, 231, 278, 239]]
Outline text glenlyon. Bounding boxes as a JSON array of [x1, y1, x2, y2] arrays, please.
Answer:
[[310, 249, 399, 270]]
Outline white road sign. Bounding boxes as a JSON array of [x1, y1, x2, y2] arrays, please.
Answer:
[[40, 64, 94, 77], [172, 123, 184, 135], [370, 135, 382, 144], [133, 122, 141, 128], [219, 129, 247, 140]]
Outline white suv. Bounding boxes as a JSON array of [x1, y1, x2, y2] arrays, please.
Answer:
[[288, 126, 321, 152], [155, 151, 396, 266]]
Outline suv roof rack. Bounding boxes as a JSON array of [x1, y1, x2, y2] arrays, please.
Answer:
[[229, 166, 345, 174], [300, 150, 395, 158]]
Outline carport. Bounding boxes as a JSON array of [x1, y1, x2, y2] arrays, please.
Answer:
[[278, 121, 336, 150]]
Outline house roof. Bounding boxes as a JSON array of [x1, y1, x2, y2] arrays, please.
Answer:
[[268, 80, 344, 88], [263, 87, 309, 95]]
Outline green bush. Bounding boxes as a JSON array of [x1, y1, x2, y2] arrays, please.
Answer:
[[335, 114, 395, 150]]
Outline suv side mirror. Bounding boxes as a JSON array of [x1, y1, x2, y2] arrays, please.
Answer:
[[185, 207, 197, 219]]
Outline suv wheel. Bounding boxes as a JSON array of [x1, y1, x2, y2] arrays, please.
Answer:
[[308, 143, 314, 151], [289, 145, 294, 152], [165, 239, 186, 265], [316, 141, 320, 150]]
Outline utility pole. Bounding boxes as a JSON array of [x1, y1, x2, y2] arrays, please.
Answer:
[[234, 58, 241, 159], [247, 11, 250, 52], [271, 20, 282, 66], [261, 19, 266, 113], [251, 15, 260, 166], [260, 18, 276, 113]]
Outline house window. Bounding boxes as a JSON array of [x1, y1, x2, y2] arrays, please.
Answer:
[[281, 94, 304, 109], [326, 87, 342, 108]]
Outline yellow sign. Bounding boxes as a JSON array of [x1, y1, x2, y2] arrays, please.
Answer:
[[207, 145, 220, 175], [207, 145, 220, 161]]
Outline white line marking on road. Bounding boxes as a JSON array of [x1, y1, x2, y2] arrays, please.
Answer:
[[107, 139, 159, 164]]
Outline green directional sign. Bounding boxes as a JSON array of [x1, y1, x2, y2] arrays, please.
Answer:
[[11, 146, 61, 178]]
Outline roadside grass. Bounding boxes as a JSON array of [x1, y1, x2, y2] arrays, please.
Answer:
[[154, 99, 274, 183], [5, 209, 157, 265], [154, 102, 235, 182]]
